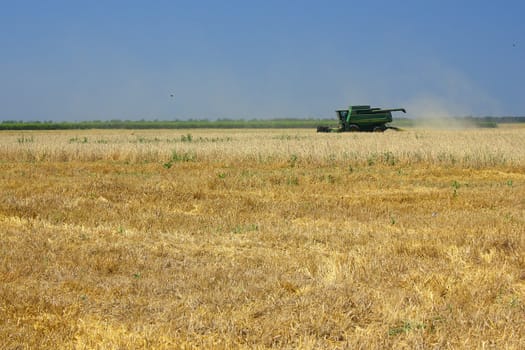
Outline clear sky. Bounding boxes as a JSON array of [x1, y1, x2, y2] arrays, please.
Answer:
[[1, 0, 524, 121]]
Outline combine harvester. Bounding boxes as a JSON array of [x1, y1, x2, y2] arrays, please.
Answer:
[[317, 105, 406, 132]]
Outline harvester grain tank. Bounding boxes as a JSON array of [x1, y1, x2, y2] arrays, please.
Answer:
[[317, 105, 406, 132]]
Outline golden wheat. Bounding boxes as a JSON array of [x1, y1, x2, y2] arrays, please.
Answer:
[[1, 128, 524, 167], [1, 128, 524, 349]]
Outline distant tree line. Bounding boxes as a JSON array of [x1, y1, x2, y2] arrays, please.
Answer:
[[465, 116, 525, 123]]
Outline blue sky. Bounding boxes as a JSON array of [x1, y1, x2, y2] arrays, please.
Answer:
[[1, 0, 523, 121]]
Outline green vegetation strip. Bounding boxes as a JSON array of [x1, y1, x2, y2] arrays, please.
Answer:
[[0, 119, 334, 130], [1, 116, 523, 130]]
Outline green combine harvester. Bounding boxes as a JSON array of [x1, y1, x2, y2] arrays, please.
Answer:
[[317, 105, 406, 132]]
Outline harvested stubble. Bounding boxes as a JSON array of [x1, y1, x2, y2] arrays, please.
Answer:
[[0, 129, 524, 349]]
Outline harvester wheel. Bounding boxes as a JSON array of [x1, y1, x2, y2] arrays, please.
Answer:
[[348, 125, 360, 132], [373, 126, 385, 132]]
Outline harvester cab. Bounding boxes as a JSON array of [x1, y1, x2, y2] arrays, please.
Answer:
[[336, 110, 349, 124]]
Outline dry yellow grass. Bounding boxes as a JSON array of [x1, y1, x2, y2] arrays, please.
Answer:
[[1, 128, 524, 349]]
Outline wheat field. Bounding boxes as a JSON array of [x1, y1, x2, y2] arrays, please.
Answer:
[[1, 128, 524, 349]]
